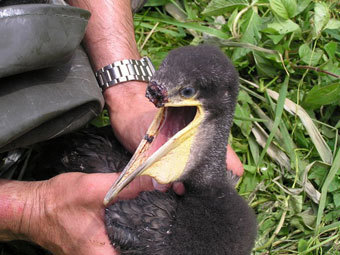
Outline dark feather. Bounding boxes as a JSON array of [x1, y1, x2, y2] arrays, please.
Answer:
[[106, 186, 256, 255], [31, 126, 130, 180], [106, 191, 177, 255]]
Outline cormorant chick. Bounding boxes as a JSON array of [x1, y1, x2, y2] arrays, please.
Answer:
[[104, 45, 257, 255]]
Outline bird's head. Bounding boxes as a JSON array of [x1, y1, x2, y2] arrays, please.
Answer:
[[147, 45, 238, 112], [104, 45, 239, 205]]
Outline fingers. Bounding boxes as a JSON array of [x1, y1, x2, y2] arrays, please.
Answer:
[[226, 144, 244, 176], [172, 182, 185, 195], [82, 173, 154, 204], [116, 175, 154, 199]]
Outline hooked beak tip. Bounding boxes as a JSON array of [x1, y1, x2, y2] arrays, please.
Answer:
[[103, 192, 113, 206], [146, 82, 168, 107], [103, 185, 121, 206]]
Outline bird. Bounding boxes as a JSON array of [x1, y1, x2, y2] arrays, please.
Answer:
[[103, 45, 257, 255]]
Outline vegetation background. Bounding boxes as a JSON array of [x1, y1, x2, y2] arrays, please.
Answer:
[[121, 0, 340, 254], [0, 0, 339, 254]]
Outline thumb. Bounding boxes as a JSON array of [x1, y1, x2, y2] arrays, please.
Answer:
[[86, 173, 154, 204]]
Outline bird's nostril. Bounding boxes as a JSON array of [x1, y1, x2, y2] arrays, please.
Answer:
[[146, 83, 169, 108]]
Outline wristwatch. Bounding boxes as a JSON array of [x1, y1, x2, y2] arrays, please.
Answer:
[[95, 57, 155, 91]]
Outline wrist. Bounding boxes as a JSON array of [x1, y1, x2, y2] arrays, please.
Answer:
[[104, 81, 149, 111], [0, 179, 46, 242], [104, 81, 157, 152]]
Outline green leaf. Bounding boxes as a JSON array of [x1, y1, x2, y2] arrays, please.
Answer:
[[253, 52, 277, 77], [325, 29, 340, 41], [238, 89, 253, 104], [314, 2, 330, 37], [328, 176, 340, 193], [324, 41, 337, 60], [299, 209, 316, 229], [333, 192, 340, 208], [266, 34, 285, 44], [303, 83, 340, 110], [298, 239, 309, 253], [244, 164, 257, 174], [289, 195, 303, 213], [324, 208, 340, 223], [232, 9, 262, 61], [290, 217, 306, 232], [202, 0, 249, 16], [267, 19, 300, 35], [258, 218, 276, 232], [234, 103, 252, 137], [239, 172, 260, 193], [298, 44, 323, 66], [227, 8, 239, 34], [325, 19, 340, 30], [239, 10, 262, 42], [308, 163, 329, 186], [295, 0, 312, 16], [336, 120, 340, 129], [269, 0, 297, 19]]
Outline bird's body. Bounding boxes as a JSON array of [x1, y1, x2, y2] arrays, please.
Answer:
[[107, 185, 255, 255], [105, 114, 256, 255]]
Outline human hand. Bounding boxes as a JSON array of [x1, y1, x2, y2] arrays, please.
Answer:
[[18, 172, 154, 255], [226, 144, 244, 176], [104, 81, 157, 153]]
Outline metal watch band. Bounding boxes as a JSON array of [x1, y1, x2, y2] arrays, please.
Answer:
[[95, 57, 155, 91]]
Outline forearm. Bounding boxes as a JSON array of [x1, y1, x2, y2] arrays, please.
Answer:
[[0, 179, 43, 241], [68, 0, 147, 101], [68, 0, 156, 152], [68, 0, 139, 69]]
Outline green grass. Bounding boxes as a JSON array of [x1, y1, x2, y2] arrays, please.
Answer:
[[132, 0, 340, 254]]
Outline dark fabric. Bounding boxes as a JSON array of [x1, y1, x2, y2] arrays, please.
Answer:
[[0, 47, 104, 152], [0, 0, 49, 6], [0, 4, 90, 78], [0, 3, 104, 152]]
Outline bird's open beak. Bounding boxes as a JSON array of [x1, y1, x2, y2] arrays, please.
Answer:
[[104, 98, 204, 206]]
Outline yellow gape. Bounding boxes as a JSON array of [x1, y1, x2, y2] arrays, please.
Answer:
[[104, 98, 204, 206]]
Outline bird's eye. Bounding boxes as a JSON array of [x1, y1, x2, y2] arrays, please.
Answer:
[[180, 87, 196, 98]]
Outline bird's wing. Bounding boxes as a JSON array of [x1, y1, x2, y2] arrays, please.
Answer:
[[31, 126, 131, 180], [105, 190, 177, 255]]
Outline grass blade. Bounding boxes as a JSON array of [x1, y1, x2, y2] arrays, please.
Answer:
[[251, 122, 291, 170], [316, 148, 340, 227], [135, 14, 230, 40], [257, 77, 288, 168]]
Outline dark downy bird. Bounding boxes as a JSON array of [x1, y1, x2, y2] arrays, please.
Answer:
[[104, 45, 257, 255]]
